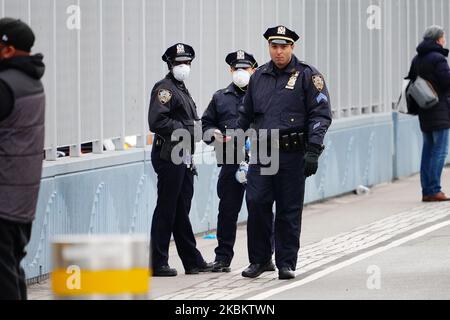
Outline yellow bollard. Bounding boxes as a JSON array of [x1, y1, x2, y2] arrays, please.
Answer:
[[51, 235, 151, 300]]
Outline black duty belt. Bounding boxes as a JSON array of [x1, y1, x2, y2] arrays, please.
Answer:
[[274, 132, 306, 152]]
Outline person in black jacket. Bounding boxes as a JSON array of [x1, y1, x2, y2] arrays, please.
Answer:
[[406, 25, 450, 202], [148, 43, 213, 277], [0, 18, 45, 300]]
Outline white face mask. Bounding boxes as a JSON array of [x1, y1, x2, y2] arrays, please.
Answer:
[[232, 69, 251, 88], [172, 64, 191, 82]]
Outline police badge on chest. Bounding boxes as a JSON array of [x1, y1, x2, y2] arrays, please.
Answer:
[[286, 71, 300, 90]]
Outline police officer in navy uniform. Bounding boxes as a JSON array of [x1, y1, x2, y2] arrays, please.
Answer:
[[238, 26, 332, 280], [202, 50, 274, 273], [148, 43, 213, 277]]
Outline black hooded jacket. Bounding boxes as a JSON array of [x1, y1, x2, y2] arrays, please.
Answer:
[[0, 53, 46, 223], [406, 39, 450, 132], [0, 54, 45, 121]]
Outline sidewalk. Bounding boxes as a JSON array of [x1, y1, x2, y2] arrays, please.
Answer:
[[28, 167, 450, 300]]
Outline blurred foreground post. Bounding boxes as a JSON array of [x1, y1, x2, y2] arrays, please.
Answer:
[[51, 235, 150, 300]]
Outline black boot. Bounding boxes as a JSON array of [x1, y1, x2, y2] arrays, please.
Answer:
[[153, 265, 177, 277], [242, 260, 276, 278], [185, 261, 214, 275], [278, 267, 295, 280], [212, 261, 231, 273]]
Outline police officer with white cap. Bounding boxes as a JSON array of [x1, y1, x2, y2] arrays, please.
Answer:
[[148, 43, 212, 277], [238, 26, 332, 280]]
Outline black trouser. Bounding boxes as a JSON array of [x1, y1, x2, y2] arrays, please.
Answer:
[[245, 151, 305, 270], [214, 164, 245, 264], [150, 147, 205, 271], [0, 217, 32, 300]]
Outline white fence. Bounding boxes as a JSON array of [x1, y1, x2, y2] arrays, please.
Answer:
[[1, 0, 448, 159]]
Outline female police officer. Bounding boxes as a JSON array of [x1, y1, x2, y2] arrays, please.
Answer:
[[148, 43, 212, 277]]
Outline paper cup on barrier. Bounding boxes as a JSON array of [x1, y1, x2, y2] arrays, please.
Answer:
[[51, 234, 151, 300]]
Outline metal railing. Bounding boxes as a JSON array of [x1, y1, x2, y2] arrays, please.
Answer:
[[1, 0, 447, 160]]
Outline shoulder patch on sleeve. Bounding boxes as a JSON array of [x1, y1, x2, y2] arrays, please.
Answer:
[[312, 74, 325, 92], [158, 89, 172, 105]]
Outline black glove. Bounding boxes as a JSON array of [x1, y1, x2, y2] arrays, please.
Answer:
[[304, 143, 324, 177]]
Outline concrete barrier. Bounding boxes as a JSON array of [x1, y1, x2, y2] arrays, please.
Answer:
[[24, 113, 439, 281]]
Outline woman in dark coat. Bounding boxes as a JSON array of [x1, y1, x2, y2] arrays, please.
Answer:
[[406, 25, 450, 202]]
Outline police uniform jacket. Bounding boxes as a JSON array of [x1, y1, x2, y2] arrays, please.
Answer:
[[148, 73, 200, 152], [202, 83, 246, 166], [202, 83, 245, 138], [238, 54, 332, 147]]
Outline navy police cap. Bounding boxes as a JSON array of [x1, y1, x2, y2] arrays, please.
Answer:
[[162, 43, 195, 63], [263, 25, 299, 44], [225, 50, 258, 69]]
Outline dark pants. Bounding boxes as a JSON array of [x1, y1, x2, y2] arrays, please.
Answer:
[[421, 129, 449, 196], [245, 151, 305, 270], [150, 147, 205, 271], [0, 217, 32, 300], [215, 164, 245, 264]]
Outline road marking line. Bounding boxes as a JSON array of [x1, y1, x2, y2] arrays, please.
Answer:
[[156, 202, 450, 300], [248, 219, 450, 300]]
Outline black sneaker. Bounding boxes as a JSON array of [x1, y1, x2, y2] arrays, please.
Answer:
[[242, 260, 276, 278], [153, 265, 177, 277], [212, 261, 231, 273], [278, 267, 295, 280]]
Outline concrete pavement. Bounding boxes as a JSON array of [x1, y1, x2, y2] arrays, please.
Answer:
[[28, 167, 450, 300]]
